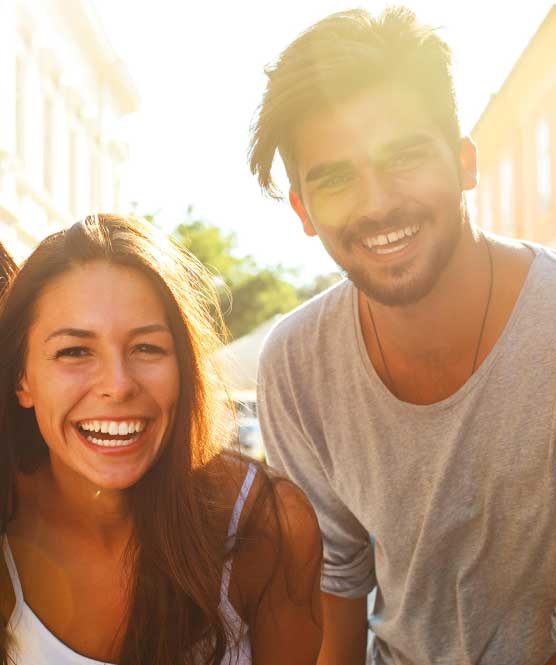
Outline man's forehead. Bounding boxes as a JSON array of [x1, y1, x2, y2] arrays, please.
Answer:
[[294, 87, 438, 162]]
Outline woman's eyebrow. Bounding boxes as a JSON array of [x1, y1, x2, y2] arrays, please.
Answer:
[[44, 324, 171, 343], [128, 324, 171, 337], [44, 328, 95, 343]]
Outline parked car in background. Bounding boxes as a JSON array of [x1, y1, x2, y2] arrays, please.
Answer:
[[226, 399, 265, 460], [236, 416, 265, 461]]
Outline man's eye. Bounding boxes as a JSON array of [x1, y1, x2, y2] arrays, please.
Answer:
[[319, 173, 353, 190], [388, 150, 426, 170], [55, 347, 90, 359]]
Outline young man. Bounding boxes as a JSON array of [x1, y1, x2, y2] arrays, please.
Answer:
[[250, 8, 556, 665]]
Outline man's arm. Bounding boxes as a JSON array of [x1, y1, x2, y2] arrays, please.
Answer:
[[257, 332, 375, 661], [317, 593, 367, 665]]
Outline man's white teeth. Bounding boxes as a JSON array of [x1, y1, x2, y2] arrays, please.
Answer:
[[364, 224, 420, 250], [78, 420, 146, 434]]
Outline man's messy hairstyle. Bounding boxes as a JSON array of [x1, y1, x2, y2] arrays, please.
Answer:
[[249, 6, 461, 199]]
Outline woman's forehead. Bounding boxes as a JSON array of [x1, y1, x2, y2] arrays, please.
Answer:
[[30, 262, 168, 336]]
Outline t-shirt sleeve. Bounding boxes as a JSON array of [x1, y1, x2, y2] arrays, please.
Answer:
[[258, 343, 376, 599]]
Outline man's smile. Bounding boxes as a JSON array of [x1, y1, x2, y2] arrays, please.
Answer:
[[362, 223, 421, 255]]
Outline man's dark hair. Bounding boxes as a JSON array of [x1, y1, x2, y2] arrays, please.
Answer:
[[249, 6, 461, 199]]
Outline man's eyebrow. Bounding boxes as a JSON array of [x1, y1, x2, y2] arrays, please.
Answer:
[[378, 132, 434, 157], [44, 324, 170, 343], [305, 161, 353, 183]]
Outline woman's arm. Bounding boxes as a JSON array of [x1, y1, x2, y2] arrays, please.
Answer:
[[235, 479, 323, 665], [317, 593, 367, 665]]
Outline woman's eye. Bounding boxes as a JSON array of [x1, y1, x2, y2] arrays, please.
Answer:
[[134, 343, 167, 355], [55, 346, 90, 359]]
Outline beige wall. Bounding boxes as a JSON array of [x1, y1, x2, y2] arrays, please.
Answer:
[[0, 0, 139, 260], [472, 6, 556, 247]]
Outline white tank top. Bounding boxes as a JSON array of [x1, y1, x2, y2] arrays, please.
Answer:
[[3, 463, 257, 665]]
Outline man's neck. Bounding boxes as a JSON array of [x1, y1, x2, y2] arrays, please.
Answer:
[[359, 227, 534, 404], [367, 225, 490, 358]]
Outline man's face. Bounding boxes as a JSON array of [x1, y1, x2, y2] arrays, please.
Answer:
[[290, 84, 476, 306]]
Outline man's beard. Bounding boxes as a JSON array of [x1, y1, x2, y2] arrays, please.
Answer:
[[341, 201, 466, 307]]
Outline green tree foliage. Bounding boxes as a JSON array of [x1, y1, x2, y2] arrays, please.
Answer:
[[165, 208, 301, 339], [143, 208, 341, 340], [297, 272, 343, 301], [224, 266, 301, 339]]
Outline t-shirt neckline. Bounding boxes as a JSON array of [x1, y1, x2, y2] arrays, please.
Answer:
[[352, 246, 543, 413]]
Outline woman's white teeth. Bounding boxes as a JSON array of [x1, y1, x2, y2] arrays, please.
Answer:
[[364, 224, 420, 250], [79, 419, 146, 435], [85, 435, 139, 448]]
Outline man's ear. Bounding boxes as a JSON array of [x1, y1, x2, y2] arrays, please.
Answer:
[[16, 375, 34, 409], [289, 190, 317, 237], [459, 137, 478, 191]]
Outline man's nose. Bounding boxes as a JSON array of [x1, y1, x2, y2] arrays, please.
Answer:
[[95, 357, 139, 403], [356, 167, 401, 222]]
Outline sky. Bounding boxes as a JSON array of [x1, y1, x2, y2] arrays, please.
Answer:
[[94, 0, 554, 281]]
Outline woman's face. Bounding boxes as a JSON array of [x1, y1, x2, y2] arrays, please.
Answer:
[[17, 261, 180, 491]]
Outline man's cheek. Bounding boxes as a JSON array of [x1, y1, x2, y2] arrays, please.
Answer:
[[308, 188, 358, 228]]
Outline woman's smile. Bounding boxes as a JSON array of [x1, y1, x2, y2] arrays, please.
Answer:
[[74, 417, 150, 452]]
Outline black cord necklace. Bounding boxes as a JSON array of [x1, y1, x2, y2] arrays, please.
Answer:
[[367, 232, 494, 398]]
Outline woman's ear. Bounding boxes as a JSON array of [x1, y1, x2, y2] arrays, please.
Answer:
[[16, 375, 34, 408]]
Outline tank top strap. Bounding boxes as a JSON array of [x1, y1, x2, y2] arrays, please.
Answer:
[[221, 463, 257, 599], [2, 535, 24, 607]]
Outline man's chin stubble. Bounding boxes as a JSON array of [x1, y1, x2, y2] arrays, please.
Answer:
[[346, 226, 462, 307]]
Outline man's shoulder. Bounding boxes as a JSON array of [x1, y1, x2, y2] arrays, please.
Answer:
[[517, 239, 556, 291], [260, 278, 353, 364]]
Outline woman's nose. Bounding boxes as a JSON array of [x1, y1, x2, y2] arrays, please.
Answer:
[[95, 357, 139, 403]]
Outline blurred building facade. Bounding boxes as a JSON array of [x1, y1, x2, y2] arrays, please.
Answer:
[[0, 0, 139, 260], [472, 5, 556, 245]]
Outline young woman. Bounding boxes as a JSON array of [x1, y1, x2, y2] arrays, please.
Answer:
[[0, 215, 322, 665]]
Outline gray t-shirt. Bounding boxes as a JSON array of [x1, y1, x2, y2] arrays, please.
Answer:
[[258, 246, 556, 665]]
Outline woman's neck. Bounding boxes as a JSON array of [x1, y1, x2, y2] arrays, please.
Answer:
[[19, 459, 133, 552]]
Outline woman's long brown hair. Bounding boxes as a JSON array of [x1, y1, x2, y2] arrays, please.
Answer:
[[0, 215, 242, 664], [0, 243, 16, 288]]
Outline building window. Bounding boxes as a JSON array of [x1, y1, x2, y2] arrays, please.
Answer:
[[15, 57, 26, 162], [499, 160, 514, 235], [536, 120, 551, 208], [43, 96, 54, 194]]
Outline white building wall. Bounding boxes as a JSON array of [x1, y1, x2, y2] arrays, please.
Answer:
[[0, 0, 139, 261]]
